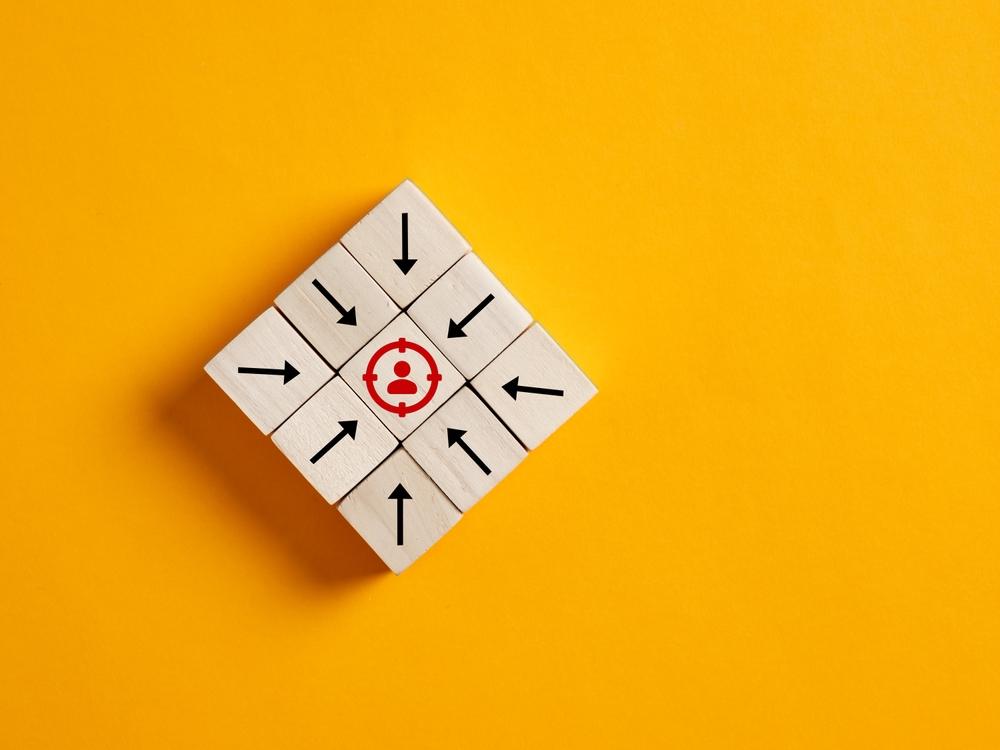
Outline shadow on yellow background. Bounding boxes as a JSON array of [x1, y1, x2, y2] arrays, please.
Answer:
[[152, 197, 391, 589], [161, 371, 387, 586]]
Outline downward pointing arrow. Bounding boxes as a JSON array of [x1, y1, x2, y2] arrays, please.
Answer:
[[309, 420, 358, 463], [237, 361, 300, 384], [447, 428, 491, 475], [311, 279, 357, 326], [388, 483, 411, 545], [502, 376, 564, 400], [393, 212, 416, 274], [447, 294, 495, 338]]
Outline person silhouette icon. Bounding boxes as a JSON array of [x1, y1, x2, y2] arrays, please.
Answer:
[[387, 360, 418, 395]]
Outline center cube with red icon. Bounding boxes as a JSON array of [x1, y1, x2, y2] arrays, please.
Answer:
[[205, 180, 596, 574]]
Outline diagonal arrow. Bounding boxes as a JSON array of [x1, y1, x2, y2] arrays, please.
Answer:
[[447, 294, 495, 338], [388, 483, 411, 545], [237, 361, 300, 384], [502, 376, 564, 400], [311, 279, 356, 326], [393, 212, 416, 275], [447, 428, 491, 475], [309, 420, 358, 464]]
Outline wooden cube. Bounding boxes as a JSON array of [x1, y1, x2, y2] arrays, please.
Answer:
[[339, 179, 470, 308], [271, 376, 397, 504], [274, 243, 399, 369], [403, 385, 527, 512], [471, 324, 597, 450], [407, 253, 533, 378], [338, 448, 462, 575], [204, 307, 333, 434], [338, 313, 464, 440]]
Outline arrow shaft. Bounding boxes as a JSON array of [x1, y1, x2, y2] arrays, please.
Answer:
[[518, 385, 564, 397], [311, 279, 348, 315], [397, 497, 404, 545], [457, 294, 495, 329], [237, 367, 285, 377], [310, 429, 349, 464], [457, 438, 491, 475], [401, 213, 408, 260]]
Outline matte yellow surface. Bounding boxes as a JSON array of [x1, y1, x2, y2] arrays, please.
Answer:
[[1, 2, 997, 747]]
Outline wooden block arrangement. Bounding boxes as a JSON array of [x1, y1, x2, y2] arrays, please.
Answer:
[[274, 243, 398, 369], [472, 323, 598, 450], [338, 313, 464, 440], [404, 386, 527, 512], [339, 449, 462, 574], [271, 377, 397, 505], [204, 307, 333, 434], [339, 179, 471, 308], [408, 253, 533, 378], [205, 180, 596, 573]]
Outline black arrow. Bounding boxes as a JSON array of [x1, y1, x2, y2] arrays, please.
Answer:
[[309, 420, 358, 464], [447, 428, 491, 475], [237, 361, 300, 384], [311, 279, 356, 326], [447, 294, 495, 338], [393, 212, 416, 275], [502, 376, 564, 400], [388, 483, 411, 545]]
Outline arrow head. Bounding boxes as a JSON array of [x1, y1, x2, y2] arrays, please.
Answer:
[[283, 361, 301, 384], [337, 307, 357, 326], [447, 428, 467, 446], [388, 483, 412, 501], [502, 376, 520, 400], [393, 257, 417, 275], [338, 420, 358, 439], [447, 319, 467, 338]]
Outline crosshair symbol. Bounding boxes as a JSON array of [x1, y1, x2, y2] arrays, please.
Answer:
[[362, 338, 442, 417]]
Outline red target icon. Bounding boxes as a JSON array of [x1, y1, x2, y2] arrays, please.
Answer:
[[362, 338, 442, 417]]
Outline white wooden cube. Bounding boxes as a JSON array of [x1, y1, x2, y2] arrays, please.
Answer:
[[403, 386, 527, 512], [204, 307, 333, 434], [339, 313, 464, 440], [471, 324, 597, 450], [271, 377, 397, 504], [338, 448, 462, 575], [274, 243, 398, 369], [407, 253, 533, 379], [339, 179, 470, 308]]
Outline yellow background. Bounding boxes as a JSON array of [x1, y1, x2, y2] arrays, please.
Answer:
[[1, 1, 997, 747]]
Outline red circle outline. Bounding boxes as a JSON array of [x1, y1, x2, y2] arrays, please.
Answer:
[[362, 338, 442, 417]]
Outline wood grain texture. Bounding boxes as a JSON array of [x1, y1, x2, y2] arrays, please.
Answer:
[[204, 307, 333, 434], [339, 448, 462, 575], [471, 324, 597, 450], [339, 179, 470, 307], [274, 243, 399, 369], [408, 253, 533, 378], [271, 376, 397, 504], [339, 313, 464, 440], [404, 385, 526, 512]]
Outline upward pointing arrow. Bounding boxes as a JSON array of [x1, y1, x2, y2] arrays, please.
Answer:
[[237, 361, 300, 384], [447, 428, 491, 475], [311, 279, 357, 326], [393, 212, 416, 275], [388, 483, 411, 545], [309, 420, 358, 464], [448, 294, 495, 338]]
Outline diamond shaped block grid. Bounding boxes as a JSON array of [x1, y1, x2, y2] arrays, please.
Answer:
[[205, 180, 597, 573]]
